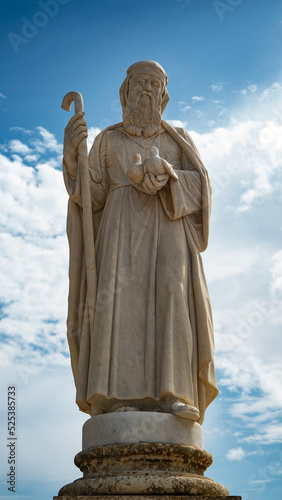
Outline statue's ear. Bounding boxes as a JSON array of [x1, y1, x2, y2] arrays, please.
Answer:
[[119, 77, 128, 112]]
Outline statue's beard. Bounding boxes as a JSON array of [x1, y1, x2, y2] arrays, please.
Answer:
[[123, 91, 162, 138]]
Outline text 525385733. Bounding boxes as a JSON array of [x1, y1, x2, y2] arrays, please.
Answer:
[[7, 386, 16, 492]]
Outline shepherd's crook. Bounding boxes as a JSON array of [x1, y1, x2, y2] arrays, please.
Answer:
[[62, 91, 96, 322]]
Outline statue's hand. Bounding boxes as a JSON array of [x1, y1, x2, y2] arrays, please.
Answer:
[[63, 111, 88, 179], [141, 172, 169, 194]]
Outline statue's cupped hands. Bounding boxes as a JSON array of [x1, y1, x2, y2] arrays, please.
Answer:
[[141, 172, 169, 194]]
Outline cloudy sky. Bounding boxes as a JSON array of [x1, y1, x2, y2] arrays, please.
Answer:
[[1, 0, 282, 499]]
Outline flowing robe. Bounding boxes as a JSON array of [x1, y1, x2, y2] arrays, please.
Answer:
[[63, 122, 218, 424]]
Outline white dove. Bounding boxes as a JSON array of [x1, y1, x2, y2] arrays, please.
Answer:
[[126, 153, 144, 184], [144, 146, 178, 181]]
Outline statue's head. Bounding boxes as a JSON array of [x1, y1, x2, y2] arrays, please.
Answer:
[[120, 60, 169, 138]]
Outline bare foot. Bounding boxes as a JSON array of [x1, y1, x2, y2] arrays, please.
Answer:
[[170, 401, 200, 421]]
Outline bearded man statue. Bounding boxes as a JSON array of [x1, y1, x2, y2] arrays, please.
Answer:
[[63, 60, 218, 426]]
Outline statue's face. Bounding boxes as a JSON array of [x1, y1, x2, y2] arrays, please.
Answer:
[[129, 73, 162, 102], [123, 72, 163, 138]]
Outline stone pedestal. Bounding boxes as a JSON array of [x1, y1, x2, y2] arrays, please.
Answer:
[[82, 412, 204, 448], [54, 413, 235, 499], [55, 443, 229, 497], [54, 497, 241, 499]]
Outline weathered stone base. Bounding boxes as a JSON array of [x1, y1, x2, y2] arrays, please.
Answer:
[[56, 443, 230, 497], [54, 496, 242, 499]]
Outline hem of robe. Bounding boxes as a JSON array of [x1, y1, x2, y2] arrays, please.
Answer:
[[84, 391, 197, 414]]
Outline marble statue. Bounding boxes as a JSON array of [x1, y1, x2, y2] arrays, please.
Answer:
[[62, 60, 218, 426]]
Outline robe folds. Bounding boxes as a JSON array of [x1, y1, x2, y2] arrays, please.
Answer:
[[63, 121, 218, 424]]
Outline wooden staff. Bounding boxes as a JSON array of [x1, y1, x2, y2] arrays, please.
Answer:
[[62, 91, 96, 324]]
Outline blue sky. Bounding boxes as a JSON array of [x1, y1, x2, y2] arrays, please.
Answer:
[[0, 0, 282, 499]]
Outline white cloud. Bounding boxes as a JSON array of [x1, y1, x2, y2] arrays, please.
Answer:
[[0, 129, 68, 371], [188, 82, 282, 447], [195, 110, 204, 119], [0, 92, 7, 99], [204, 247, 257, 284], [182, 106, 191, 113], [226, 447, 245, 461], [240, 84, 258, 96], [166, 119, 188, 128], [87, 126, 101, 152], [270, 251, 282, 292], [192, 95, 204, 103], [259, 82, 282, 101], [0, 129, 88, 496], [218, 107, 227, 117], [206, 120, 216, 127], [8, 139, 32, 155], [242, 423, 282, 445], [211, 83, 225, 93], [248, 84, 257, 93], [190, 117, 282, 213], [32, 126, 63, 155], [178, 101, 192, 113], [10, 126, 32, 134], [24, 154, 39, 162]]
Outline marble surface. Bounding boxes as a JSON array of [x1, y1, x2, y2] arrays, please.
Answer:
[[82, 412, 203, 449], [63, 60, 217, 423]]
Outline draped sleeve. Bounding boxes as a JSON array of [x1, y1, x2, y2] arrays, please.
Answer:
[[160, 122, 212, 252]]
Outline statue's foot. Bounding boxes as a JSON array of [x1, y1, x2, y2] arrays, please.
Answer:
[[169, 400, 200, 421]]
